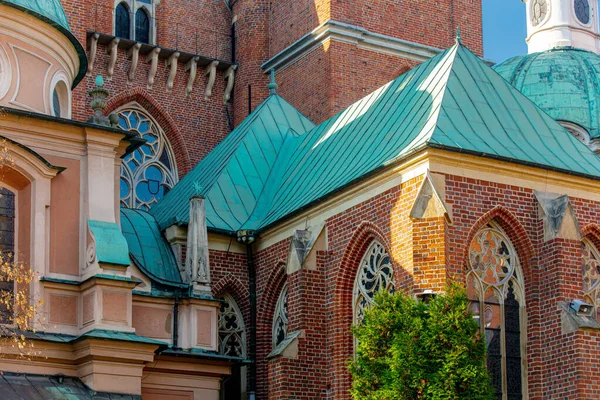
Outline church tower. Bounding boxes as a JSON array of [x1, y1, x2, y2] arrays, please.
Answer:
[[526, 0, 599, 53]]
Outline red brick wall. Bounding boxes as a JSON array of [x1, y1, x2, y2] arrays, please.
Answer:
[[268, 0, 331, 56], [81, 48, 232, 175], [247, 171, 600, 399], [332, 0, 482, 55], [211, 248, 250, 331], [61, 0, 233, 175], [235, 0, 483, 125], [251, 177, 422, 398], [267, 0, 482, 124], [231, 0, 270, 126], [445, 174, 600, 399]]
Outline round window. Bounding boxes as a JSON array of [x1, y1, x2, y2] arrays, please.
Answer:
[[574, 0, 591, 25], [531, 0, 549, 27]]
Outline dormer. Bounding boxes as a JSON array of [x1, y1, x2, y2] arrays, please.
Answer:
[[525, 0, 599, 54]]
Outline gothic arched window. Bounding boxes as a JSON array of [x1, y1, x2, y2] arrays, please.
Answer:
[[219, 294, 246, 357], [118, 107, 178, 210], [114, 0, 156, 44], [353, 241, 395, 325], [135, 8, 150, 43], [272, 284, 289, 348], [582, 238, 600, 319], [467, 224, 526, 399], [115, 2, 131, 40], [219, 294, 247, 400]]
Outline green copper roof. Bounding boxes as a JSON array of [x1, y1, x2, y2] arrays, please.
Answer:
[[0, 0, 87, 87], [153, 42, 600, 234], [150, 94, 315, 231], [3, 0, 70, 30], [88, 220, 130, 266], [495, 47, 600, 139], [120, 208, 183, 286]]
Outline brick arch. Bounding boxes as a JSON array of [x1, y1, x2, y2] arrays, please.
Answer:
[[213, 273, 250, 322], [105, 88, 191, 176], [462, 205, 536, 284], [260, 260, 288, 326], [332, 221, 406, 398], [581, 224, 600, 251]]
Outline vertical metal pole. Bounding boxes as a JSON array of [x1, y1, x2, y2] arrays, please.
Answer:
[[246, 244, 257, 400], [248, 85, 252, 115]]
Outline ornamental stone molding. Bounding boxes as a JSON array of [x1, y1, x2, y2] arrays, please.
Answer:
[[534, 190, 581, 242], [286, 222, 326, 274], [85, 32, 236, 97], [262, 20, 443, 73], [409, 171, 452, 222]]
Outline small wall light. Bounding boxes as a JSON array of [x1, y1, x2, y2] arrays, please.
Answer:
[[570, 299, 594, 318], [236, 229, 257, 245], [417, 289, 436, 303]]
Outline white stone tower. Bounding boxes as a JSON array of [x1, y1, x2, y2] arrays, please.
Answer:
[[525, 0, 599, 54]]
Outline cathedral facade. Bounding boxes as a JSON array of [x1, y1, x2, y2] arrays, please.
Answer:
[[1, 0, 600, 399]]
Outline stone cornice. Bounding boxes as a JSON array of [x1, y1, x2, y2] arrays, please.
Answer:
[[262, 20, 443, 72]]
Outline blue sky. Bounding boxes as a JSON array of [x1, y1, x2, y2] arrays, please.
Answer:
[[483, 0, 528, 63]]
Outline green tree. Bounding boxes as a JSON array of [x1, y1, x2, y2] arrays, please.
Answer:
[[349, 283, 494, 400]]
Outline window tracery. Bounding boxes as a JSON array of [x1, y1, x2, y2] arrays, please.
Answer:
[[467, 224, 526, 399], [353, 241, 395, 325], [272, 284, 288, 348], [118, 107, 178, 210], [218, 294, 246, 358], [582, 238, 600, 318]]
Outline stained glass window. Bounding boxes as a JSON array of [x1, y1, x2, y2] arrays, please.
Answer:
[[115, 2, 131, 40], [582, 239, 600, 319], [272, 284, 289, 348], [118, 108, 178, 210], [467, 225, 526, 400], [353, 241, 395, 325], [219, 294, 246, 357], [574, 0, 590, 24], [135, 8, 150, 43]]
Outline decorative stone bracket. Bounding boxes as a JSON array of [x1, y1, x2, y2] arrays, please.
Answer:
[[184, 196, 211, 295], [267, 330, 305, 360], [534, 190, 581, 242], [223, 65, 237, 103], [409, 171, 452, 223], [85, 32, 236, 97], [286, 223, 326, 274]]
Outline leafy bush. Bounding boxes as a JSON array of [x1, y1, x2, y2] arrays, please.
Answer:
[[349, 284, 494, 399]]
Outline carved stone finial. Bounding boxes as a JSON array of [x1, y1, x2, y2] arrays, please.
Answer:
[[268, 69, 278, 95], [185, 195, 211, 295], [456, 27, 462, 44], [193, 181, 203, 195], [87, 75, 112, 127]]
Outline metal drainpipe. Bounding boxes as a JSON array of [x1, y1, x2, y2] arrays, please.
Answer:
[[172, 293, 180, 349], [238, 230, 257, 400], [246, 243, 257, 400]]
